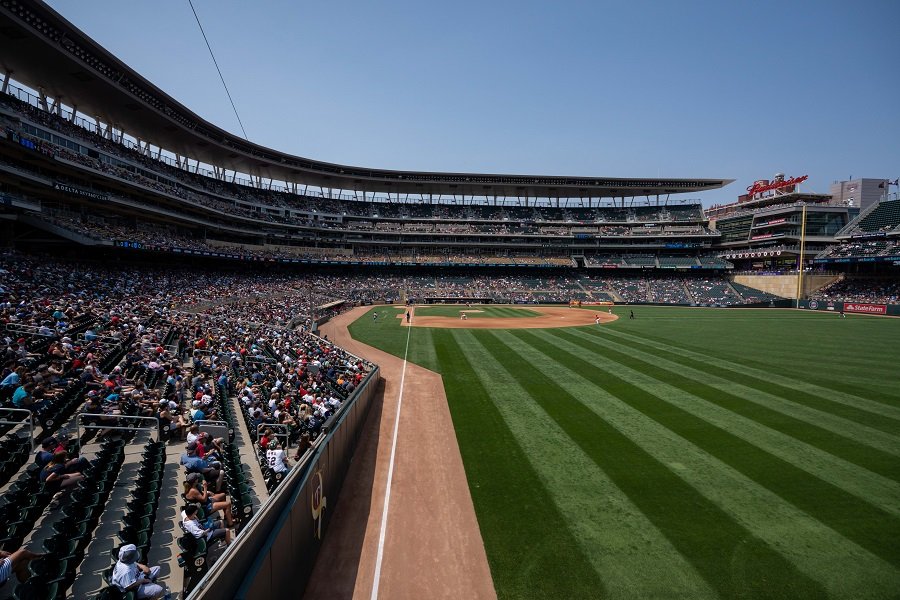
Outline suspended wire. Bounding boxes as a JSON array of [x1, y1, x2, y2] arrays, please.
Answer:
[[187, 0, 249, 140]]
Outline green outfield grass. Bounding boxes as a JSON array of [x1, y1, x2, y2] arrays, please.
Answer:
[[413, 304, 541, 318], [348, 306, 900, 599]]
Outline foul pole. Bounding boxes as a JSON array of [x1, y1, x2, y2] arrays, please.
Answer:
[[795, 204, 807, 308]]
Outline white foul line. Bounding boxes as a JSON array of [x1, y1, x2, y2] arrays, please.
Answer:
[[370, 309, 413, 600]]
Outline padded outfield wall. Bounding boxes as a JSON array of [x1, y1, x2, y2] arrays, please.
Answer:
[[798, 300, 900, 316]]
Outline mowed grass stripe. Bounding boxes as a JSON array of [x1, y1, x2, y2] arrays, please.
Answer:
[[607, 324, 900, 418], [455, 330, 717, 600], [598, 309, 898, 399], [523, 329, 900, 568], [613, 315, 900, 409], [476, 331, 828, 599], [501, 330, 900, 598], [431, 330, 605, 600], [596, 326, 900, 435], [540, 329, 900, 518], [569, 328, 900, 464]]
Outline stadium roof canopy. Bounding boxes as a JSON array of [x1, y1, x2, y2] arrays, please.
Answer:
[[0, 1, 732, 199]]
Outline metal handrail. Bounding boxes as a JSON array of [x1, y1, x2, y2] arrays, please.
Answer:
[[75, 413, 159, 453], [256, 423, 290, 451], [0, 408, 35, 451], [195, 419, 234, 444]]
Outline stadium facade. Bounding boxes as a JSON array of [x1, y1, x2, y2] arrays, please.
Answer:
[[0, 0, 743, 274]]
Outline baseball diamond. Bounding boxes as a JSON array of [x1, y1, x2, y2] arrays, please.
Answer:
[[0, 3, 898, 600], [312, 304, 900, 600]]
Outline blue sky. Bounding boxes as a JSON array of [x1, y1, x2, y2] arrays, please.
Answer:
[[44, 0, 900, 205]]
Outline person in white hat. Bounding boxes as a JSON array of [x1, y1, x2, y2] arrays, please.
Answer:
[[111, 543, 168, 599]]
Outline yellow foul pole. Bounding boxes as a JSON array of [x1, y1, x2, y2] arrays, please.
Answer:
[[795, 204, 807, 308]]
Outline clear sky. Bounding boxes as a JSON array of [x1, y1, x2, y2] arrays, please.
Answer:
[[43, 0, 900, 205]]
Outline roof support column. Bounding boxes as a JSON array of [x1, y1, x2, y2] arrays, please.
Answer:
[[0, 71, 10, 94], [96, 117, 109, 140]]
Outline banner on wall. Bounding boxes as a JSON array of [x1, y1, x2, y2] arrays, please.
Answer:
[[843, 303, 887, 315]]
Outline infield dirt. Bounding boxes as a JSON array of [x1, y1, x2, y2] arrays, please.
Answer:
[[400, 304, 617, 329]]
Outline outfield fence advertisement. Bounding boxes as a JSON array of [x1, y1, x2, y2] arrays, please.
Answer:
[[801, 300, 898, 316], [843, 302, 887, 315]]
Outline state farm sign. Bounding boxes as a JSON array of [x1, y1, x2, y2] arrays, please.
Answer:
[[844, 302, 887, 315]]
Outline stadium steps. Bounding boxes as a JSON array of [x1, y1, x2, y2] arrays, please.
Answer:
[[139, 436, 198, 599], [140, 355, 203, 598], [70, 435, 155, 599], [725, 282, 742, 301], [229, 395, 269, 512], [607, 290, 625, 303], [683, 282, 697, 304]]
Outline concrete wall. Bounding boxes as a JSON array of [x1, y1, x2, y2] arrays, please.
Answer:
[[732, 274, 841, 299]]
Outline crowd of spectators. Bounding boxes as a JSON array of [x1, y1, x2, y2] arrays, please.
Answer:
[[0, 250, 385, 597], [811, 278, 900, 304], [2, 91, 714, 239], [816, 240, 897, 260]]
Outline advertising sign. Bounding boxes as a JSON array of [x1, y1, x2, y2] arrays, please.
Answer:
[[843, 303, 887, 315]]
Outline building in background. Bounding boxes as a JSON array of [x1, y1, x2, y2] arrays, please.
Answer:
[[706, 172, 857, 270], [829, 178, 891, 211]]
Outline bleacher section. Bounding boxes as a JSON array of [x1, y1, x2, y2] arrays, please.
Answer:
[[730, 283, 781, 304], [816, 199, 900, 263], [0, 88, 729, 270], [684, 279, 742, 305], [844, 199, 900, 235], [0, 252, 378, 599]]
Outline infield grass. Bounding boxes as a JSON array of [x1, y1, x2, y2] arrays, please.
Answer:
[[413, 304, 541, 318], [348, 306, 900, 599]]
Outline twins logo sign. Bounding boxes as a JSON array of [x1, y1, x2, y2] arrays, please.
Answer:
[[311, 468, 327, 540]]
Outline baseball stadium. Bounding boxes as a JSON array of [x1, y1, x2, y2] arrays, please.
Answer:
[[0, 2, 898, 599]]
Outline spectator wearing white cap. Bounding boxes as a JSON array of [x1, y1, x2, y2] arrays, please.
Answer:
[[111, 543, 167, 599]]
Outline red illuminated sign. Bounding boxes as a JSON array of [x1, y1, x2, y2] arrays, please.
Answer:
[[747, 175, 808, 196], [843, 303, 887, 315]]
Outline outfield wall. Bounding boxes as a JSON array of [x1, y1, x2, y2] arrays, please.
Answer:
[[798, 300, 900, 316], [187, 365, 381, 600], [732, 274, 840, 299]]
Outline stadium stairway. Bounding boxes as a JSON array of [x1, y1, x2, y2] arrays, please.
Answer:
[[142, 435, 194, 598], [684, 284, 697, 304], [69, 433, 158, 598], [228, 395, 268, 514]]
